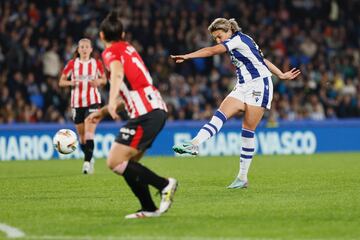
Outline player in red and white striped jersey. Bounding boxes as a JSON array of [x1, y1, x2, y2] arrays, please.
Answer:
[[88, 11, 177, 219], [102, 41, 167, 119], [59, 38, 106, 174]]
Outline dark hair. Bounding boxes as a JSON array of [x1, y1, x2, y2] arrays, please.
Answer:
[[100, 10, 124, 42]]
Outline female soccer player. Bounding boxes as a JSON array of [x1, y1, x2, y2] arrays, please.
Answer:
[[171, 18, 300, 189], [88, 11, 177, 219], [59, 38, 106, 174]]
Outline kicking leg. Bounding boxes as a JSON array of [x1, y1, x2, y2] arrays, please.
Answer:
[[173, 97, 245, 155]]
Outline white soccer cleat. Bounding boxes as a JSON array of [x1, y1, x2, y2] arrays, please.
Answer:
[[89, 158, 95, 174], [172, 142, 199, 155], [82, 161, 91, 174], [125, 210, 161, 219], [227, 177, 248, 189], [159, 178, 178, 213]]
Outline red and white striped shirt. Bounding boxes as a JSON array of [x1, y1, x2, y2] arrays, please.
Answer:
[[102, 42, 167, 119], [62, 58, 104, 108]]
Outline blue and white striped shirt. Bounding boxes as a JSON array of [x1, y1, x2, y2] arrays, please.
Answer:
[[222, 32, 272, 84]]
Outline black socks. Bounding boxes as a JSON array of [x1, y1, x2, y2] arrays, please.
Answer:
[[80, 140, 94, 162], [123, 172, 157, 211], [123, 161, 169, 211], [125, 161, 169, 191], [85, 139, 94, 162], [80, 143, 87, 155]]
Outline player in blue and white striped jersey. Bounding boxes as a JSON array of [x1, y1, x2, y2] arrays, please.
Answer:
[[171, 18, 300, 189]]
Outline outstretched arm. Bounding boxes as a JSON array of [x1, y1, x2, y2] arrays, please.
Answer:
[[264, 59, 301, 80], [171, 44, 227, 63]]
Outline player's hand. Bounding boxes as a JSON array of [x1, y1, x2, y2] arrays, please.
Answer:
[[89, 79, 100, 88], [87, 111, 103, 124], [108, 103, 120, 120], [170, 55, 188, 63], [280, 68, 301, 80], [71, 80, 80, 87]]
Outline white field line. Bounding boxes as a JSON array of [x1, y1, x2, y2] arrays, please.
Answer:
[[0, 223, 25, 238], [25, 237, 280, 240], [23, 236, 359, 240]]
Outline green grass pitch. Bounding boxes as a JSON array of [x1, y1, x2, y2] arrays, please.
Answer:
[[0, 153, 360, 240]]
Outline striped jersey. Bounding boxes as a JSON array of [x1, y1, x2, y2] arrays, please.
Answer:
[[62, 58, 104, 108], [102, 41, 167, 119], [222, 31, 272, 84]]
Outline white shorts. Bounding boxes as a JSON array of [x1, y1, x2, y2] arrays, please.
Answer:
[[228, 76, 273, 109]]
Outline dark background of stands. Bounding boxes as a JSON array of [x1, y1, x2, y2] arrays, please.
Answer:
[[0, 0, 359, 123]]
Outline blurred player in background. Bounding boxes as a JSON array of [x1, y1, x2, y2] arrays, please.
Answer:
[[59, 38, 106, 174], [171, 18, 300, 189], [88, 10, 178, 219]]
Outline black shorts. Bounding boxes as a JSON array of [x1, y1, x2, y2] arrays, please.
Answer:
[[115, 109, 167, 151], [72, 104, 100, 124]]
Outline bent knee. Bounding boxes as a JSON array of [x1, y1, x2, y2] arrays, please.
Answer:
[[84, 131, 94, 140], [107, 157, 121, 170]]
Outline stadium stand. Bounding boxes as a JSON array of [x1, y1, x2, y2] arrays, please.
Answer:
[[0, 0, 359, 123]]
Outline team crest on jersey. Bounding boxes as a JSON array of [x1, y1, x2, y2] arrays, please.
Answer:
[[104, 52, 114, 60]]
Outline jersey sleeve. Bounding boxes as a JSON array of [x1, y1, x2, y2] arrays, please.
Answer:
[[62, 59, 74, 76], [222, 34, 243, 52], [102, 49, 122, 69]]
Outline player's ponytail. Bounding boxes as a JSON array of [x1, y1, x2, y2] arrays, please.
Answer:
[[208, 18, 241, 34], [72, 47, 79, 60], [228, 18, 241, 33], [100, 9, 124, 42], [108, 9, 121, 22]]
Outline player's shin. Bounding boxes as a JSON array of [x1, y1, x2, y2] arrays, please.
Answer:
[[125, 161, 169, 191], [80, 143, 87, 155], [113, 161, 157, 211], [192, 110, 227, 145], [237, 128, 255, 182], [84, 139, 94, 162]]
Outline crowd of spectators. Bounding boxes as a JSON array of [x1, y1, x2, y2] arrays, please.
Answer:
[[0, 0, 359, 124]]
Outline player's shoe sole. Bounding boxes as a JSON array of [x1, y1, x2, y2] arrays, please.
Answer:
[[227, 178, 248, 189], [125, 210, 161, 219]]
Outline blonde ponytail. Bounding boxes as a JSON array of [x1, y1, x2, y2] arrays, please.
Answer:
[[208, 18, 241, 33], [228, 18, 241, 32]]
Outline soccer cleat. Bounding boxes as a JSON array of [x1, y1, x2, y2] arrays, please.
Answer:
[[227, 178, 248, 189], [172, 142, 199, 155], [82, 161, 92, 174], [89, 158, 95, 174], [159, 178, 178, 213], [124, 210, 161, 219]]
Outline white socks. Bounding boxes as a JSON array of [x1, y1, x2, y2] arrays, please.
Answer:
[[237, 128, 255, 182], [191, 110, 227, 146]]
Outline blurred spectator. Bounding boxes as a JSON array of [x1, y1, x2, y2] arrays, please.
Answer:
[[0, 0, 359, 123]]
